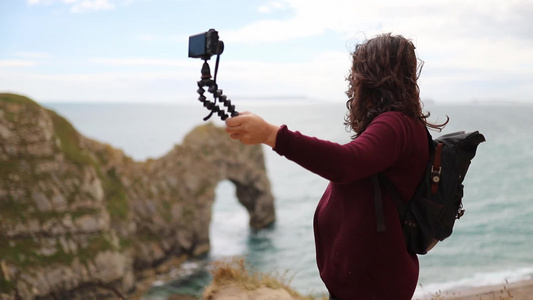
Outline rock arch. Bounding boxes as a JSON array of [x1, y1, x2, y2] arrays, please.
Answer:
[[123, 123, 276, 260]]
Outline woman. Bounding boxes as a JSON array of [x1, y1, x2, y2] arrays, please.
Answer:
[[225, 33, 445, 300]]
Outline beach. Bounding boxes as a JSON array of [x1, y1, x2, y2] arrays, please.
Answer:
[[419, 279, 533, 300]]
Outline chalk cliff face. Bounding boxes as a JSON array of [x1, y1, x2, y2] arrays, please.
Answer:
[[0, 94, 275, 299]]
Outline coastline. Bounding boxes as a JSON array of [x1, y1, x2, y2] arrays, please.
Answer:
[[418, 279, 533, 300]]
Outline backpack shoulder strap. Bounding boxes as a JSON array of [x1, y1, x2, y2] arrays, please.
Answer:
[[372, 127, 433, 232], [371, 173, 407, 232]]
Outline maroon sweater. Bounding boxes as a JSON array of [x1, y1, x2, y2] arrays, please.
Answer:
[[274, 111, 428, 300]]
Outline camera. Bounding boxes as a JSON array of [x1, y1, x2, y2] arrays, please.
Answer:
[[189, 28, 238, 121], [188, 29, 224, 60]]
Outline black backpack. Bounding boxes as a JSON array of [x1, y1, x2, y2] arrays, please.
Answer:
[[372, 129, 485, 255]]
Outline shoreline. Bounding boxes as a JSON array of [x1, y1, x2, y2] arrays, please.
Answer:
[[417, 279, 533, 300]]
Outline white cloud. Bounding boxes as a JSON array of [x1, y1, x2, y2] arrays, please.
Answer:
[[258, 1, 289, 14], [12, 0, 533, 103], [27, 0, 54, 5], [136, 33, 188, 43], [15, 52, 53, 59], [69, 0, 114, 13], [91, 57, 188, 67], [228, 0, 530, 50], [0, 57, 203, 102], [0, 60, 37, 67], [224, 18, 323, 43], [0, 69, 192, 102], [225, 0, 533, 102], [213, 50, 351, 101], [26, 0, 115, 13], [0, 51, 349, 102]]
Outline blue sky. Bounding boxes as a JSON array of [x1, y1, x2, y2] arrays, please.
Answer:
[[1, 0, 532, 103]]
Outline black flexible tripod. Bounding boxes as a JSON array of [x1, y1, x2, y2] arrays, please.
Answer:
[[196, 56, 238, 121]]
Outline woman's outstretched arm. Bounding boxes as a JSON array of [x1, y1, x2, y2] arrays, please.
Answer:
[[227, 111, 416, 184]]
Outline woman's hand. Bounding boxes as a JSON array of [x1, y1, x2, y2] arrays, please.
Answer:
[[225, 111, 280, 148]]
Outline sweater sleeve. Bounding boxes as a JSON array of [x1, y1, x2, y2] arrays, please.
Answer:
[[273, 112, 414, 184]]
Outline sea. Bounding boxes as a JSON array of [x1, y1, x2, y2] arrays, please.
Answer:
[[42, 100, 533, 299]]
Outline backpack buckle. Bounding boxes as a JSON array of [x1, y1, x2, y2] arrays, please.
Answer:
[[431, 166, 441, 183], [430, 166, 441, 194]]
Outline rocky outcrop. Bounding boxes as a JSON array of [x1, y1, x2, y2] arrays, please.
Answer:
[[0, 94, 275, 299]]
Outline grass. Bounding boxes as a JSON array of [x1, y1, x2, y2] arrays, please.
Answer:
[[48, 109, 93, 168], [203, 257, 327, 300], [101, 168, 130, 221], [0, 93, 39, 107]]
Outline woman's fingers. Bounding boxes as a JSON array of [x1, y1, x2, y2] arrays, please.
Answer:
[[224, 111, 278, 147], [225, 111, 251, 127]]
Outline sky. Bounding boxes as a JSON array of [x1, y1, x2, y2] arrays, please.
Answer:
[[0, 0, 532, 104]]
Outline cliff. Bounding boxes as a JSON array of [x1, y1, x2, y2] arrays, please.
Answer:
[[0, 94, 276, 299]]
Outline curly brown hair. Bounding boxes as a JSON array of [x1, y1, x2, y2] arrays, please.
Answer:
[[344, 33, 447, 137]]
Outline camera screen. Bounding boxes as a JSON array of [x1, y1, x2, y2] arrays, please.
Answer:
[[188, 33, 207, 58]]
